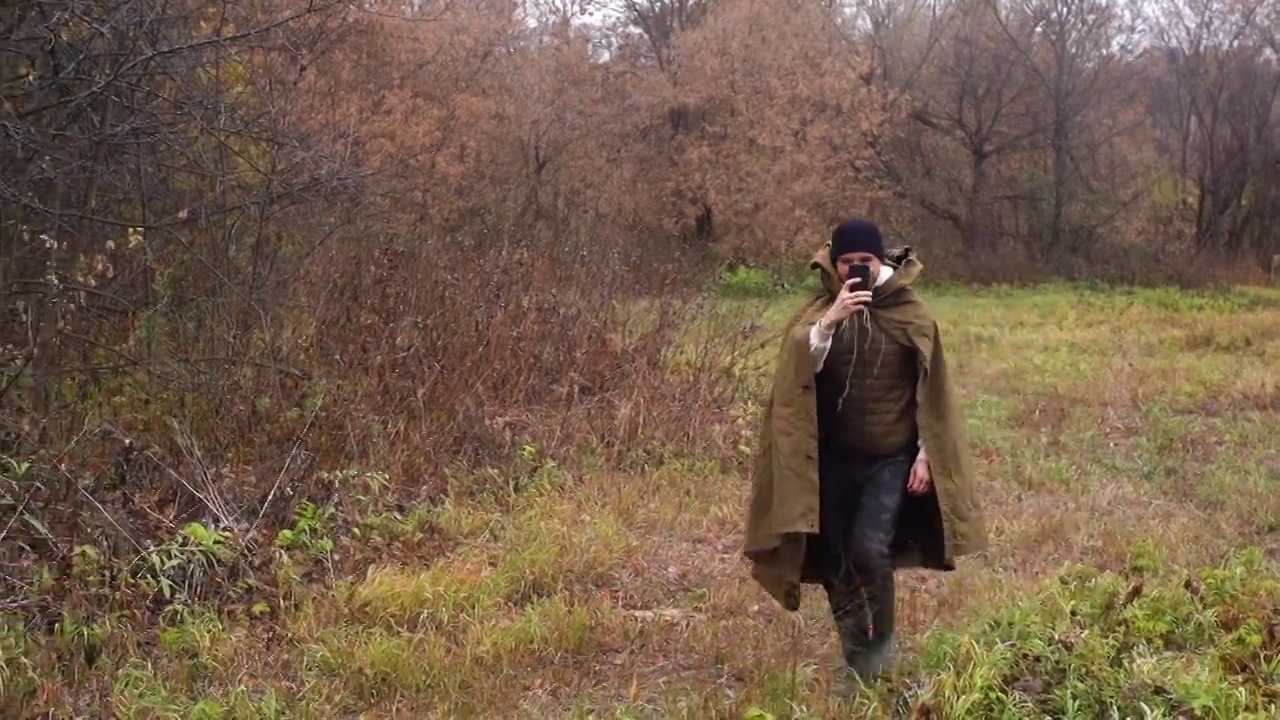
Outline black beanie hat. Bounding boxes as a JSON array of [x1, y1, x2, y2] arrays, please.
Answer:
[[830, 218, 885, 262]]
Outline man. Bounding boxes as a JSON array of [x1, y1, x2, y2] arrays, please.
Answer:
[[743, 217, 987, 689]]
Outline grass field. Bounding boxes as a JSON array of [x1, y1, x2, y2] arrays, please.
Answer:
[[7, 283, 1280, 718]]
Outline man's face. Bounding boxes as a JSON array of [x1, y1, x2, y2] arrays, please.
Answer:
[[835, 252, 881, 287]]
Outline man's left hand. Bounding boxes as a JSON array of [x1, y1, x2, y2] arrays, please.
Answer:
[[907, 452, 933, 495]]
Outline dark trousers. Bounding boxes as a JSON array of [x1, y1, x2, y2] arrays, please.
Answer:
[[817, 445, 913, 674]]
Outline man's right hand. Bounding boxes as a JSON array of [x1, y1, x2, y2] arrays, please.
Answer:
[[819, 278, 873, 331]]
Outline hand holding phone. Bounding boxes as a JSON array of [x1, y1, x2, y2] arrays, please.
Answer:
[[821, 264, 874, 330]]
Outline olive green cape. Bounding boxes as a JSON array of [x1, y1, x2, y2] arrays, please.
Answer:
[[742, 244, 988, 611]]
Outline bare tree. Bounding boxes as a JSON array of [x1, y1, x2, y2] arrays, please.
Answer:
[[615, 0, 717, 71], [993, 0, 1144, 257], [874, 0, 1043, 250], [1149, 0, 1280, 258]]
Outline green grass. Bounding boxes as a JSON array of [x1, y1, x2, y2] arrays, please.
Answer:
[[6, 283, 1280, 718]]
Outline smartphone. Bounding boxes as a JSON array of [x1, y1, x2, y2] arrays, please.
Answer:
[[847, 263, 872, 290]]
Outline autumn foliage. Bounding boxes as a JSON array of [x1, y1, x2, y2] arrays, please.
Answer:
[[1, 0, 1278, 621]]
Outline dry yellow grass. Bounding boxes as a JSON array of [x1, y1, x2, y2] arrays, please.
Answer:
[[6, 283, 1280, 718]]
